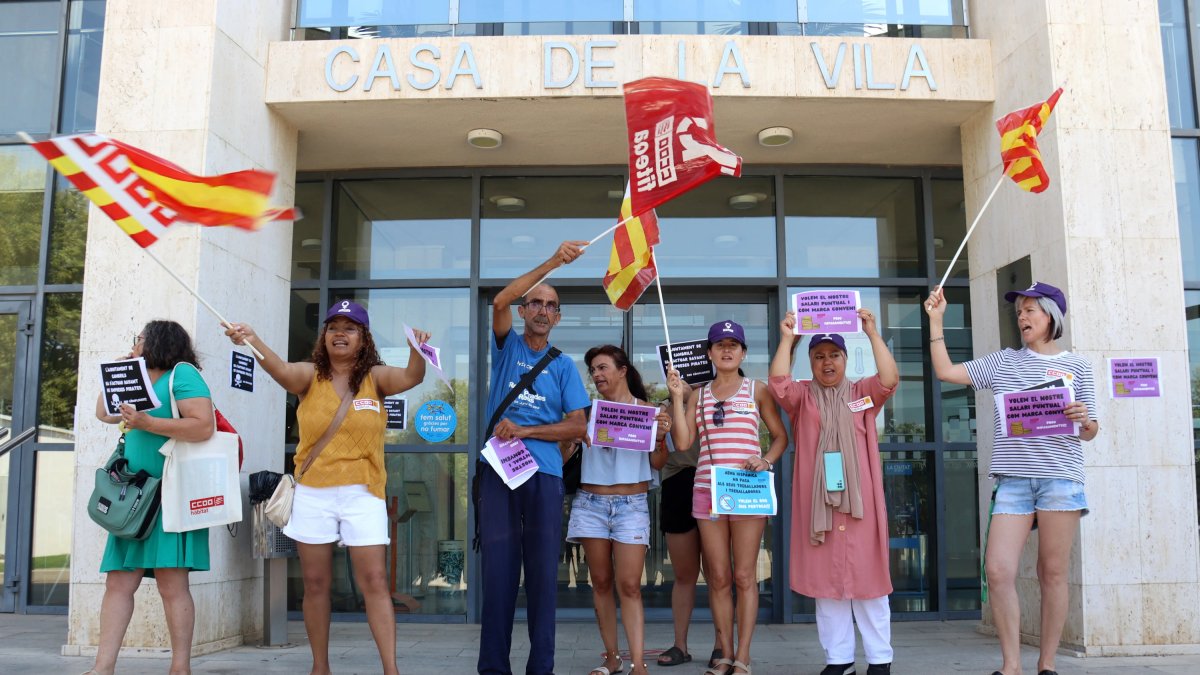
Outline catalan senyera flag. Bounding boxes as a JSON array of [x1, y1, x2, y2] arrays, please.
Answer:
[[25, 133, 295, 247], [995, 88, 1063, 194], [602, 183, 661, 311]]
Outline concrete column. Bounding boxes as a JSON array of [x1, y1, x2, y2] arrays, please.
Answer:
[[964, 1, 1200, 655], [65, 0, 297, 657]]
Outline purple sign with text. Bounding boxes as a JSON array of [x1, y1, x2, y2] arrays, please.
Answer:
[[587, 399, 659, 453], [1109, 357, 1160, 398], [792, 290, 861, 334], [996, 386, 1077, 438], [484, 437, 538, 484]]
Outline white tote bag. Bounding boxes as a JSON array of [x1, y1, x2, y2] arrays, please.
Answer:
[[159, 365, 243, 533]]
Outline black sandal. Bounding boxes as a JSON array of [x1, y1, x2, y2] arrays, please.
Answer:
[[657, 646, 692, 666], [708, 649, 724, 668]]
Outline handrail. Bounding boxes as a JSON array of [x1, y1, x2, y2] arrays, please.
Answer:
[[0, 426, 36, 460]]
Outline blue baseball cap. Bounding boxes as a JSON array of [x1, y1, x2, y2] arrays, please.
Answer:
[[324, 300, 370, 328], [1004, 281, 1067, 315], [708, 320, 746, 348], [808, 333, 847, 352]]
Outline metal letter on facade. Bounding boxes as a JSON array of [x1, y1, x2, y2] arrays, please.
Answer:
[[544, 41, 580, 89], [325, 46, 360, 92], [584, 40, 618, 88], [408, 44, 442, 91]]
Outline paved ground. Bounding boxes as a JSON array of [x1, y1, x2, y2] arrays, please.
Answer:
[[3, 613, 1199, 674]]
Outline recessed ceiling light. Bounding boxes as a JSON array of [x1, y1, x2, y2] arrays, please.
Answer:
[[728, 193, 766, 210], [489, 195, 526, 212], [467, 128, 503, 149], [757, 126, 794, 147]]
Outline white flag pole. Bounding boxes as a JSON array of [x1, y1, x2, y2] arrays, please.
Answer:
[[523, 213, 638, 297], [651, 251, 674, 374], [934, 174, 1006, 292]]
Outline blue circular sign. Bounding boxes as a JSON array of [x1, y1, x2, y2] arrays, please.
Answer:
[[414, 399, 457, 442]]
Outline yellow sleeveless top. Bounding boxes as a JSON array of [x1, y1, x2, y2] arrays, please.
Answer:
[[295, 371, 387, 499]]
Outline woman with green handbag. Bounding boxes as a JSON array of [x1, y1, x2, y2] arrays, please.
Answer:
[[86, 320, 214, 675]]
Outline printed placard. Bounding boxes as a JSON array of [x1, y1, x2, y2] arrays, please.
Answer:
[[792, 290, 861, 334], [230, 351, 254, 392], [384, 397, 407, 430], [414, 399, 457, 442], [995, 386, 1077, 438], [1109, 357, 1160, 398], [404, 323, 451, 386], [587, 399, 659, 452], [481, 436, 539, 489], [657, 340, 715, 386], [712, 466, 777, 516], [99, 357, 162, 415]]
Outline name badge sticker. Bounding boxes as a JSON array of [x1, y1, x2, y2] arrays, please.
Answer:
[[1046, 368, 1074, 384], [731, 401, 756, 415], [353, 398, 381, 413], [847, 396, 874, 413]]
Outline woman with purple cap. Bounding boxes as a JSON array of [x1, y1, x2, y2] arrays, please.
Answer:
[[665, 320, 787, 675], [225, 301, 431, 675], [925, 282, 1098, 675], [767, 309, 898, 675]]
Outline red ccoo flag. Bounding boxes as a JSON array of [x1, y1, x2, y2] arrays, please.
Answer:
[[995, 88, 1063, 194]]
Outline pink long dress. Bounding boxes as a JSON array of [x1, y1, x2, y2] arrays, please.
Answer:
[[767, 374, 895, 599]]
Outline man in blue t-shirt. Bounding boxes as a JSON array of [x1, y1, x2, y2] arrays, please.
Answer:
[[477, 240, 591, 675]]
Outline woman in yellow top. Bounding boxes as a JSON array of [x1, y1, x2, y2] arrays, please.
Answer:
[[226, 300, 429, 675]]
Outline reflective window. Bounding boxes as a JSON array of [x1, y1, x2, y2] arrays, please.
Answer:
[[939, 286, 975, 442], [0, 1, 59, 136], [298, 0, 451, 27], [38, 293, 82, 443], [1160, 0, 1197, 128], [635, 21, 749, 35], [631, 300, 772, 394], [284, 289, 320, 444], [635, 0, 797, 22], [0, 454, 8, 579], [59, 0, 105, 133], [47, 176, 88, 285], [1187, 290, 1200, 441], [653, 175, 777, 277], [882, 450, 934, 612], [943, 451, 980, 610], [785, 176, 921, 278], [1175, 138, 1200, 281], [334, 179, 471, 280], [806, 0, 956, 25], [497, 21, 617, 36], [29, 450, 73, 606], [460, 0, 622, 23], [932, 179, 967, 281], [0, 314, 16, 438], [291, 182, 325, 282], [0, 145, 46, 285], [788, 286, 929, 442]]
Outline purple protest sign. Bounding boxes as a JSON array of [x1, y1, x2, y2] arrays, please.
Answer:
[[587, 399, 659, 452], [792, 290, 861, 334], [996, 386, 1076, 438], [1109, 357, 1160, 398], [482, 437, 539, 488]]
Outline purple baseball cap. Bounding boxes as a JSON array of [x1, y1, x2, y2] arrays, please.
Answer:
[[708, 320, 746, 348], [808, 333, 847, 352], [1004, 281, 1067, 315], [324, 299, 370, 328]]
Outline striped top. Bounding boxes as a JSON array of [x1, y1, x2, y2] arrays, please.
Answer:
[[964, 348, 1096, 484], [695, 378, 762, 490]]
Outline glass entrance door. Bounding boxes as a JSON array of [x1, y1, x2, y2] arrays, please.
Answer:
[[0, 299, 34, 613]]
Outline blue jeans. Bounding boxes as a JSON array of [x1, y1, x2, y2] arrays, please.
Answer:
[[477, 466, 564, 675]]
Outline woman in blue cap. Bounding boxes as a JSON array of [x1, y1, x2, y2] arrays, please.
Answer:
[[925, 282, 1099, 675], [666, 320, 787, 675]]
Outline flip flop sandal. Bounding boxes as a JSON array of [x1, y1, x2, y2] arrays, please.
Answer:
[[704, 658, 735, 675], [656, 646, 692, 666], [732, 660, 752, 674], [708, 648, 724, 668], [589, 654, 624, 675]]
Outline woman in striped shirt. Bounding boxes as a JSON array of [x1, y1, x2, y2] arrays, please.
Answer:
[[666, 320, 787, 675], [926, 282, 1099, 675]]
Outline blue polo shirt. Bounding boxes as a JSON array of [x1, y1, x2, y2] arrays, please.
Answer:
[[486, 329, 590, 477]]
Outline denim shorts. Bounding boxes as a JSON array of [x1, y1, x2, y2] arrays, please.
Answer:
[[566, 490, 650, 546], [993, 475, 1089, 517]]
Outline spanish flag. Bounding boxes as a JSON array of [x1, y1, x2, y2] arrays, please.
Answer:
[[995, 88, 1063, 194], [602, 183, 660, 311]]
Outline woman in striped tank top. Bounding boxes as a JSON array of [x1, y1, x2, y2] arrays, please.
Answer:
[[666, 320, 787, 675]]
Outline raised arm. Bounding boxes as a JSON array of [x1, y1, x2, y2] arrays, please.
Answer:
[[224, 322, 315, 396], [771, 311, 800, 378], [665, 368, 698, 450], [859, 308, 898, 389], [923, 288, 972, 386], [373, 328, 430, 396], [492, 240, 588, 339]]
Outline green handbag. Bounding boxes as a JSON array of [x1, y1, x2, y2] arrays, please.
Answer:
[[87, 435, 162, 540]]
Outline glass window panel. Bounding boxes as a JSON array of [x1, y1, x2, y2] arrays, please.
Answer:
[[1160, 0, 1197, 128], [636, 20, 749, 35], [785, 176, 921, 278], [635, 0, 797, 22], [0, 313, 16, 438], [348, 24, 453, 38], [291, 182, 325, 282], [653, 175, 777, 277], [298, 0, 451, 27], [480, 176, 626, 280], [806, 0, 955, 25], [0, 145, 46, 285], [1186, 290, 1200, 443], [286, 452, 469, 615], [47, 176, 88, 285], [0, 1, 59, 136], [29, 450, 74, 607], [498, 21, 616, 36], [932, 178, 967, 281], [39, 293, 82, 443], [334, 179, 471, 280], [460, 0, 622, 23], [59, 0, 106, 133], [0, 453, 8, 579], [882, 450, 934, 612], [940, 286, 975, 442], [943, 451, 980, 610], [1175, 138, 1200, 282], [284, 289, 321, 444], [788, 286, 929, 442]]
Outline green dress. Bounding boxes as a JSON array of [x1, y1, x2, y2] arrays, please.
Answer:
[[99, 363, 211, 573]]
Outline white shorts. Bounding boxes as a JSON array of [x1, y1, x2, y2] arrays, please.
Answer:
[[283, 483, 389, 547]]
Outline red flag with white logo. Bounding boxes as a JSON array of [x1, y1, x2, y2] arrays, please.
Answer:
[[624, 77, 742, 217]]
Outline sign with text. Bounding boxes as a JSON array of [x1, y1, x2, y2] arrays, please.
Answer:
[[712, 466, 777, 516], [404, 323, 451, 387], [587, 399, 659, 452], [99, 357, 161, 415], [657, 340, 715, 386], [384, 397, 407, 430], [792, 290, 861, 334], [996, 386, 1077, 438], [414, 399, 456, 442], [230, 352, 254, 392], [1109, 357, 1160, 398], [481, 436, 539, 489]]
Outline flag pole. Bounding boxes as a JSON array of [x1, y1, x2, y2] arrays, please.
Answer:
[[523, 214, 638, 297], [934, 174, 1006, 292], [142, 248, 266, 360], [651, 251, 675, 374]]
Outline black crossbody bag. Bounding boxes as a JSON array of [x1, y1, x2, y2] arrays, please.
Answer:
[[472, 345, 561, 551]]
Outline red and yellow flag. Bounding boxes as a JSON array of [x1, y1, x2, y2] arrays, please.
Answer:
[[602, 183, 661, 311], [995, 88, 1063, 194], [25, 133, 295, 248]]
